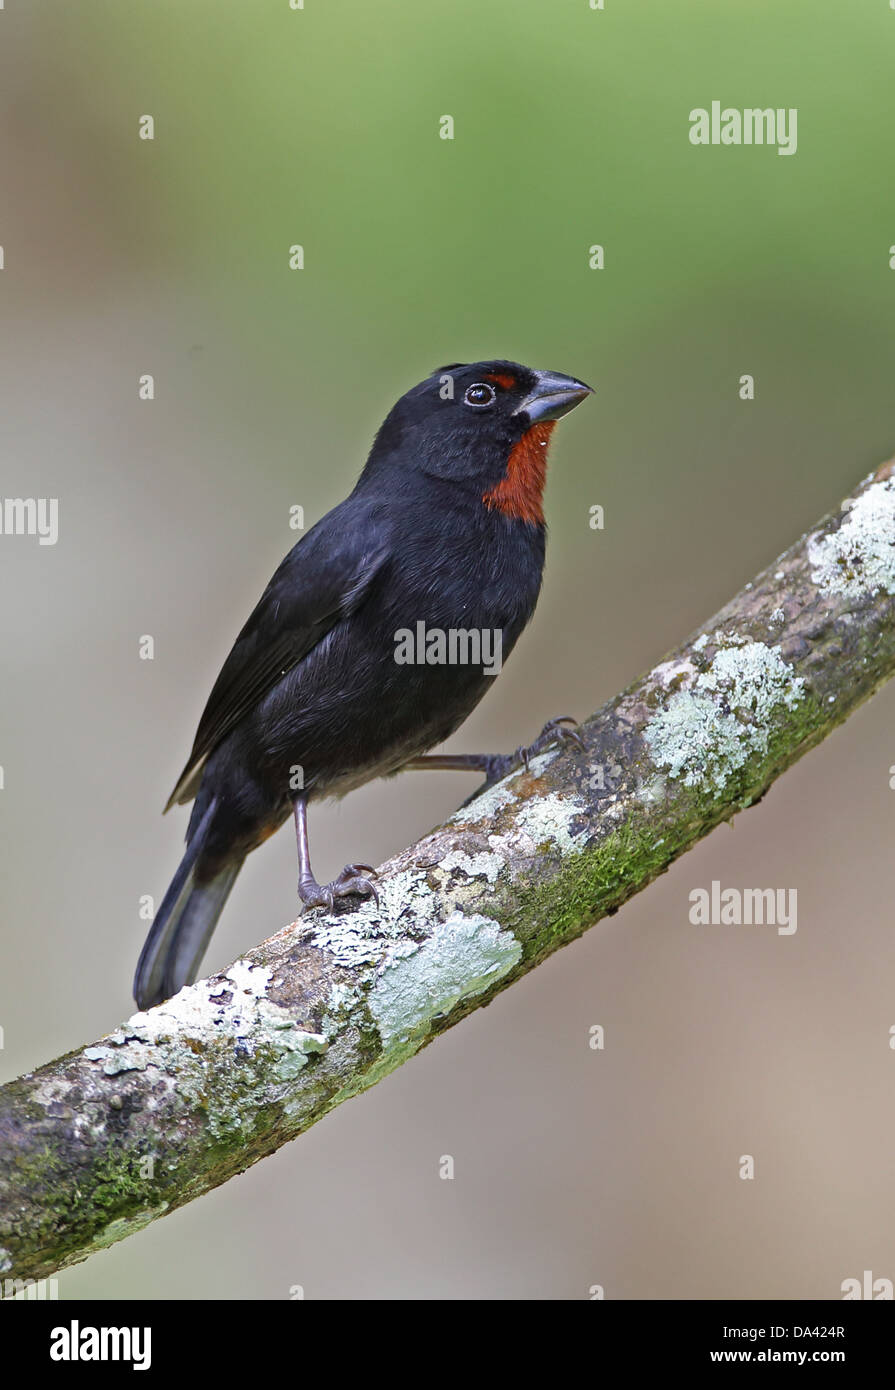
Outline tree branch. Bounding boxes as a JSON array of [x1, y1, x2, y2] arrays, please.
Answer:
[[3, 460, 895, 1281]]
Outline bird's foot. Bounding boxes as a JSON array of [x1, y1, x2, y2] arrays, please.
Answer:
[[483, 716, 585, 784], [299, 862, 379, 911]]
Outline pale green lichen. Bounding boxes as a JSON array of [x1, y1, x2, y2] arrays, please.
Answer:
[[515, 792, 588, 855], [636, 773, 667, 805], [644, 636, 805, 794], [525, 748, 561, 776], [446, 747, 561, 828], [258, 1016, 328, 1081], [439, 849, 504, 883], [808, 477, 895, 598], [321, 982, 363, 1039], [368, 911, 521, 1053], [307, 868, 433, 969], [305, 917, 384, 969], [328, 982, 359, 1011], [76, 960, 327, 1132], [120, 958, 273, 1048], [653, 654, 699, 687], [451, 775, 520, 824], [220, 959, 272, 997]]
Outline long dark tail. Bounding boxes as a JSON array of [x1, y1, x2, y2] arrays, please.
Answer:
[[134, 798, 242, 1010]]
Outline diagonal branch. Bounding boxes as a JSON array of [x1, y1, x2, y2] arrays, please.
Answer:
[[3, 460, 895, 1282]]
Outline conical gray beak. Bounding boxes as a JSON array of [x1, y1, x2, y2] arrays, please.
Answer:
[[513, 370, 594, 424]]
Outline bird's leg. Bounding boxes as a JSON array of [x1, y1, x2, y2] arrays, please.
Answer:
[[292, 796, 379, 911], [405, 716, 585, 785]]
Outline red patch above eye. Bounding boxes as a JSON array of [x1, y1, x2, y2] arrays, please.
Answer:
[[484, 371, 517, 391]]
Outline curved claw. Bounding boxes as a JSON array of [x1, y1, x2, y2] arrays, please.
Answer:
[[335, 870, 380, 907], [477, 717, 585, 788], [547, 717, 586, 753], [299, 864, 379, 913], [518, 716, 586, 770], [361, 878, 380, 907]]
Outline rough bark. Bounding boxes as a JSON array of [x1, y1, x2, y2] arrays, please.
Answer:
[[3, 459, 895, 1282]]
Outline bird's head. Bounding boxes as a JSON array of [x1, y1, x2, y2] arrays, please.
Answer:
[[363, 359, 593, 524]]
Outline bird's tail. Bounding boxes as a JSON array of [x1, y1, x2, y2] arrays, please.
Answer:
[[133, 797, 242, 1010]]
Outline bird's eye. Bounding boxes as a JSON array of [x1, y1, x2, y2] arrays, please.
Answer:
[[463, 382, 496, 409]]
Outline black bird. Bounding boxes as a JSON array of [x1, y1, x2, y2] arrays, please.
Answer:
[[134, 360, 592, 1009]]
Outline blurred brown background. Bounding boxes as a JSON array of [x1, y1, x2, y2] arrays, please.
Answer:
[[1, 0, 894, 1298]]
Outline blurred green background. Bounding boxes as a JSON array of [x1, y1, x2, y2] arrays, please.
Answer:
[[2, 0, 895, 1298]]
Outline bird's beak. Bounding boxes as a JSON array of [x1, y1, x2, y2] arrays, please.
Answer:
[[514, 370, 594, 424]]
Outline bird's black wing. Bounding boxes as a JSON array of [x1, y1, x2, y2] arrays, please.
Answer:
[[165, 499, 389, 809]]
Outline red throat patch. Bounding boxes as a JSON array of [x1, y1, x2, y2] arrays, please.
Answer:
[[482, 421, 556, 524]]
